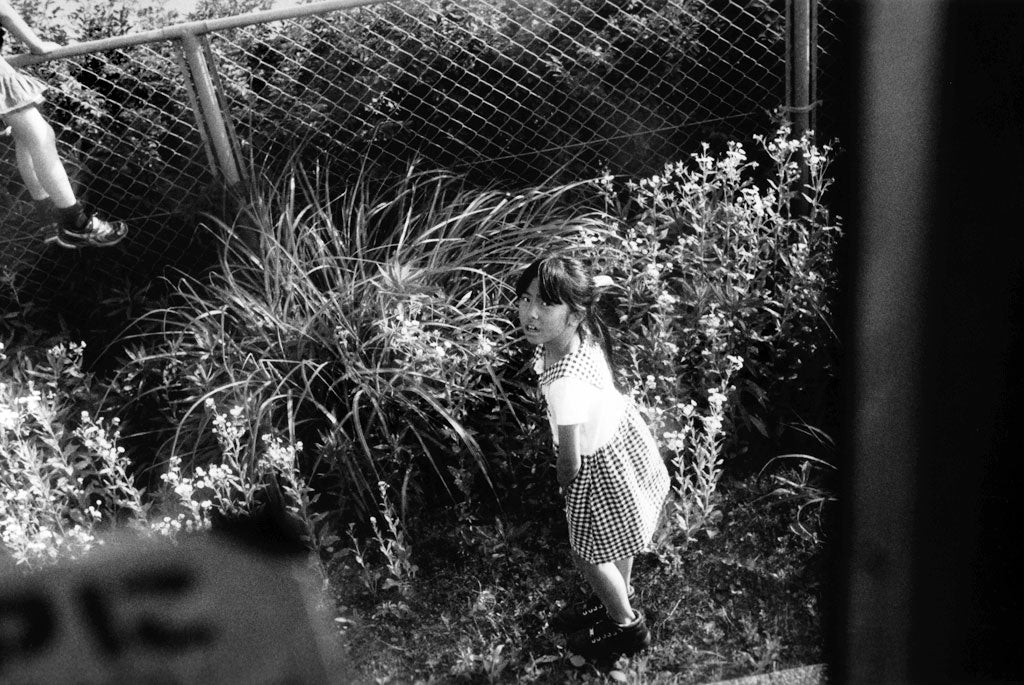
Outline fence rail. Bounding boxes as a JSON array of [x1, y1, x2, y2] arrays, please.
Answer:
[[0, 0, 843, 304]]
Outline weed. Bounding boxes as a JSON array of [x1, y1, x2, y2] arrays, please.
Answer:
[[0, 340, 150, 568], [760, 453, 837, 544]]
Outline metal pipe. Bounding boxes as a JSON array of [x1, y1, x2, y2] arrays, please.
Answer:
[[790, 0, 812, 136], [173, 40, 219, 181], [7, 0, 389, 68], [179, 31, 241, 186]]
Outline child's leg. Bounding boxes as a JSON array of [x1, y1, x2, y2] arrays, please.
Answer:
[[614, 556, 634, 594], [14, 144, 59, 227], [14, 143, 50, 201], [5, 105, 127, 247], [574, 551, 634, 624], [4, 105, 77, 208]]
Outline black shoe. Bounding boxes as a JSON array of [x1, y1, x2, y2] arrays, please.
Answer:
[[551, 585, 637, 633], [46, 215, 128, 248], [566, 610, 651, 657]]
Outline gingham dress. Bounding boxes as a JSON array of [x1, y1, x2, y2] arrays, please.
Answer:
[[536, 342, 669, 564]]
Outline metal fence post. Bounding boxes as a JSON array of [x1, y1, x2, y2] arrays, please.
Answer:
[[179, 31, 243, 188], [785, 0, 815, 219], [787, 0, 813, 136]]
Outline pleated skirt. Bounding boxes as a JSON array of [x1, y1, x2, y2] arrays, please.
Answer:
[[0, 58, 47, 117]]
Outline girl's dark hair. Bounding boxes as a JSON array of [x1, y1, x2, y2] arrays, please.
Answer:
[[515, 255, 619, 383]]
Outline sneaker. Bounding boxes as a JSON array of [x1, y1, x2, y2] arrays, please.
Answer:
[[566, 610, 651, 657], [46, 215, 128, 248], [551, 585, 636, 633]]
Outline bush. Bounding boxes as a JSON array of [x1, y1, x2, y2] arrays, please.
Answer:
[[108, 165, 612, 530], [0, 122, 840, 576], [600, 124, 840, 461]]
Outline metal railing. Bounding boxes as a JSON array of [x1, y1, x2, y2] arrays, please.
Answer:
[[0, 0, 842, 302]]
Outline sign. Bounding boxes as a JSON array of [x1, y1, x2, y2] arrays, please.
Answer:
[[0, 536, 334, 684]]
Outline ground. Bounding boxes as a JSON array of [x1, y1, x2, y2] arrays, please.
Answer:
[[327, 473, 830, 684]]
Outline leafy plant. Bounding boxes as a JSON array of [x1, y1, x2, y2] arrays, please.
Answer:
[[760, 452, 836, 544], [110, 163, 614, 532], [600, 124, 840, 465], [0, 340, 147, 568], [343, 480, 418, 597]]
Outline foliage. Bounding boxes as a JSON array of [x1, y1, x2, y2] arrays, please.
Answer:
[[103, 124, 839, 555], [599, 125, 841, 476], [344, 481, 418, 599], [0, 333, 326, 569], [108, 164, 610, 525], [0, 339, 146, 568], [759, 451, 837, 545], [210, 0, 787, 186]]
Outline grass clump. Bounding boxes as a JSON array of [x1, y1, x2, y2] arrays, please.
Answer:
[[109, 165, 614, 532]]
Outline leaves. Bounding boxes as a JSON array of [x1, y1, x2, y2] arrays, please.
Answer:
[[110, 164, 610, 523]]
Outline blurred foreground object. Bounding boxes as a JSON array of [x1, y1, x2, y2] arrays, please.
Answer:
[[0, 535, 334, 683]]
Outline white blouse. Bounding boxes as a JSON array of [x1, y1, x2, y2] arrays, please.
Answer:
[[536, 344, 624, 455]]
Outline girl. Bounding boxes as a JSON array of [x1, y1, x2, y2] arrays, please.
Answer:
[[515, 254, 670, 657], [0, 0, 126, 248]]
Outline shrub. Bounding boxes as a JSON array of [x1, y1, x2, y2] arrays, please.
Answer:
[[109, 165, 613, 530], [599, 125, 840, 465], [0, 334, 326, 567], [1, 123, 840, 567]]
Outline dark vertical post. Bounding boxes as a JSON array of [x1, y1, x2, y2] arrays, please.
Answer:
[[838, 0, 1024, 681], [787, 0, 812, 137], [785, 0, 815, 220], [840, 0, 943, 681]]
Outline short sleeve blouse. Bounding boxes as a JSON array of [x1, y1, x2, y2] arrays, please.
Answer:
[[535, 341, 624, 455]]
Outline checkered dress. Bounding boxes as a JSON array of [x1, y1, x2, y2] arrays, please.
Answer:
[[536, 343, 670, 564]]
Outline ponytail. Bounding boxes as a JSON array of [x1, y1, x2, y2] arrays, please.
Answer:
[[584, 274, 621, 390]]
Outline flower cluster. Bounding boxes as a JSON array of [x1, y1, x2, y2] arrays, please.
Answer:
[[595, 124, 840, 543], [0, 341, 140, 569]]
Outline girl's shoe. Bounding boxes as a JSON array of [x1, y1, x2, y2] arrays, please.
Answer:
[[567, 610, 651, 658], [551, 585, 636, 633], [47, 215, 127, 248]]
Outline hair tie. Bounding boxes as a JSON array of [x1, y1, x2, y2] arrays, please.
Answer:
[[592, 275, 614, 289]]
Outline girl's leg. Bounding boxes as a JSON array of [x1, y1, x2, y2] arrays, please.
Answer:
[[14, 143, 49, 201], [4, 105, 77, 208], [574, 551, 634, 624], [5, 105, 127, 247], [613, 556, 634, 594], [14, 143, 58, 227]]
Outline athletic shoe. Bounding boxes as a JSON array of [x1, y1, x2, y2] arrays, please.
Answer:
[[566, 610, 651, 657], [46, 215, 128, 248]]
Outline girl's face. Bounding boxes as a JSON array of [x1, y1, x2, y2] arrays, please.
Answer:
[[517, 278, 581, 352]]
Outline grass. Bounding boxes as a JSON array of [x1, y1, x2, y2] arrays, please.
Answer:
[[328, 470, 829, 684]]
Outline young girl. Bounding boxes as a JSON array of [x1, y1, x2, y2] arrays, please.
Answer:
[[0, 0, 126, 248], [515, 254, 669, 657]]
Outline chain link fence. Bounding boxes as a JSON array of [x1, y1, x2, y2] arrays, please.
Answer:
[[0, 0, 844, 305]]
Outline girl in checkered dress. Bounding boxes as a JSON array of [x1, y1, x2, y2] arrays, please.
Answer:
[[515, 255, 669, 657], [0, 1, 126, 248]]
